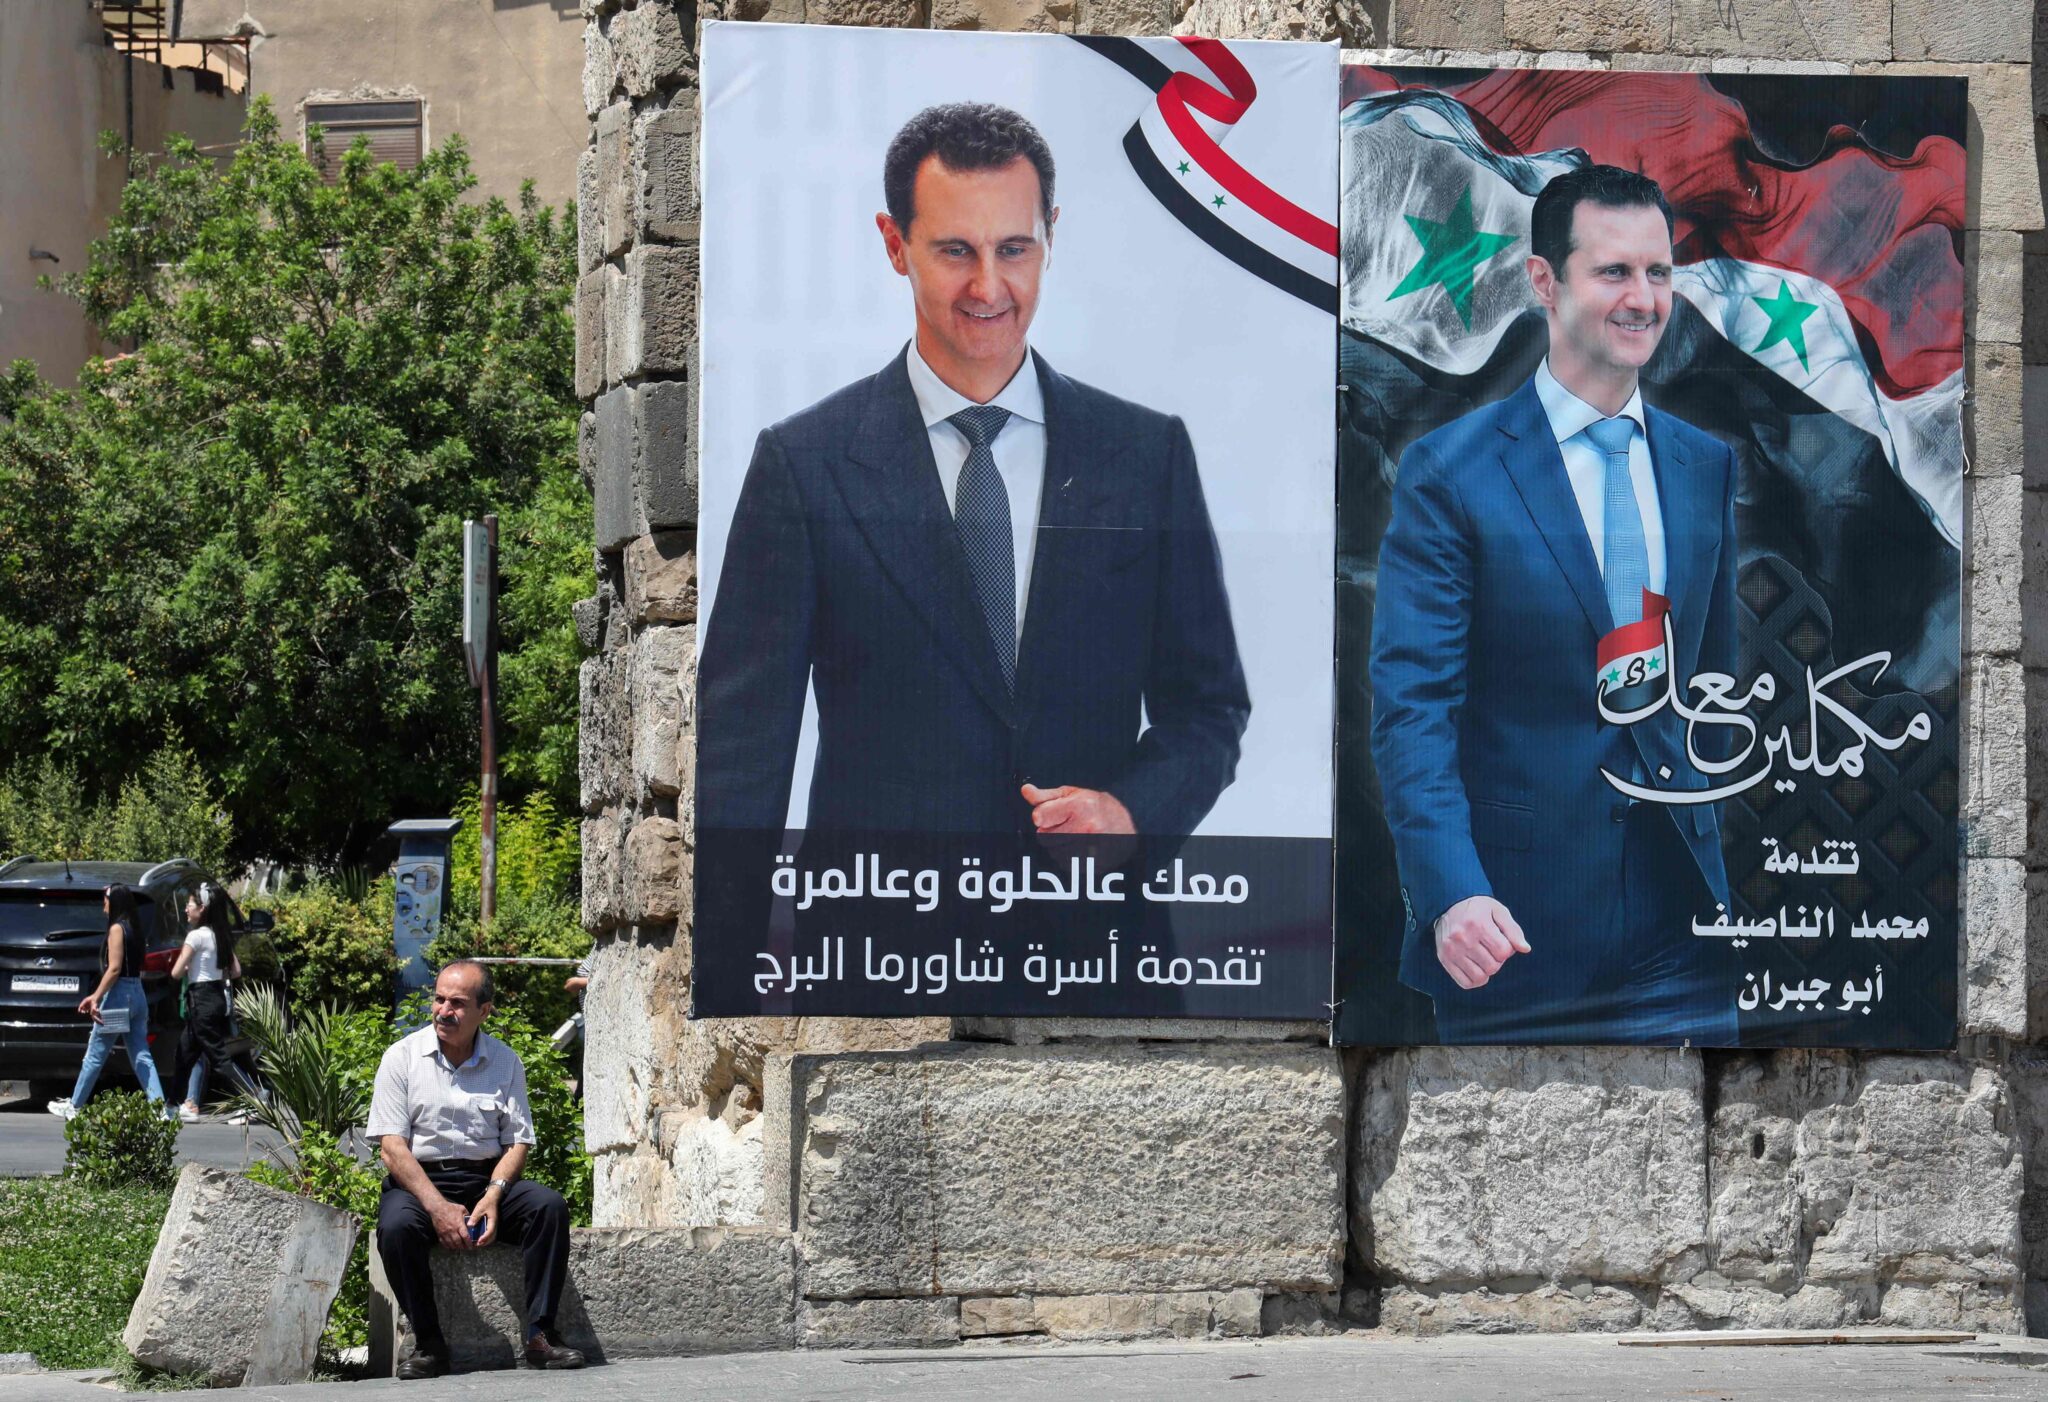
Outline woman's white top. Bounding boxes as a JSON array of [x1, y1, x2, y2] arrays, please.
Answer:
[[182, 925, 224, 984]]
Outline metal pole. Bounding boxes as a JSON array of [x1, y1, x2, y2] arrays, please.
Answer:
[[480, 514, 499, 930]]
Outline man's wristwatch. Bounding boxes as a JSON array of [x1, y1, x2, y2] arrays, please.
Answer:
[[489, 1177, 512, 1193]]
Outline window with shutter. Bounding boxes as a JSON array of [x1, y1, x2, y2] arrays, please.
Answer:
[[304, 99, 424, 181]]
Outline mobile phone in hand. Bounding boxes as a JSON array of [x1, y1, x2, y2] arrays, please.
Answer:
[[468, 1219, 485, 1243]]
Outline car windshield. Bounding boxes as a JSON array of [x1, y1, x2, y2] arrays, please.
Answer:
[[0, 892, 157, 945]]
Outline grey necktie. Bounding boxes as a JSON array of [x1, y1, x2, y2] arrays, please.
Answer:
[[949, 405, 1016, 693], [1586, 415, 1648, 627]]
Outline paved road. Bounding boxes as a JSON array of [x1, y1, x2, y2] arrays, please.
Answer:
[[5, 1334, 2048, 1402], [0, 1083, 286, 1177]]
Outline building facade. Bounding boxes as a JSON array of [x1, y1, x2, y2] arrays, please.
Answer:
[[574, 0, 2048, 1343]]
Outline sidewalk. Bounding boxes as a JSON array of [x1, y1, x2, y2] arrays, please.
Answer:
[[3, 1333, 2046, 1402]]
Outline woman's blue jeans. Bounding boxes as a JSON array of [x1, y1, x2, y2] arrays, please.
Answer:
[[69, 976, 166, 1107]]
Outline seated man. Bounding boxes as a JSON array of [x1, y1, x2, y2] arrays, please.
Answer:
[[368, 960, 585, 1377]]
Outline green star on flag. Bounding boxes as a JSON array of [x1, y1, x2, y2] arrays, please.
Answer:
[[1750, 278, 1819, 370], [1212, 194, 1227, 208], [1606, 668, 1622, 685], [1388, 187, 1518, 329], [1647, 655, 1661, 671], [1176, 161, 1190, 175]]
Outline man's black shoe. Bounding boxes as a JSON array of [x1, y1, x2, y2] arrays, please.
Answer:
[[522, 1332, 586, 1370], [396, 1350, 447, 1381]]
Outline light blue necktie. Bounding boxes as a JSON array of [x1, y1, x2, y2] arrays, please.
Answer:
[[1586, 416, 1647, 627], [949, 405, 1016, 693]]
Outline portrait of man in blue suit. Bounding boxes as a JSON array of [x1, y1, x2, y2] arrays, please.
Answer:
[[698, 102, 1251, 851], [1370, 165, 1742, 1045]]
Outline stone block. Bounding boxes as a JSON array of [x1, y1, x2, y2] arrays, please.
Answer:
[[935, 0, 1075, 29], [572, 595, 603, 653], [124, 1164, 358, 1387], [576, 148, 601, 275], [607, 245, 698, 383], [2027, 368, 2048, 489], [796, 1043, 1345, 1298], [1705, 1053, 2022, 1301], [1356, 1048, 1707, 1287], [1505, 0, 1668, 51], [638, 373, 699, 529], [955, 1016, 1327, 1044], [805, 0, 924, 23], [1376, 1283, 1654, 1334], [613, 0, 694, 97], [577, 408, 598, 488], [1171, 0, 1368, 41], [1668, 0, 1888, 60], [2010, 1049, 2048, 1284], [1964, 654, 2026, 858], [582, 19, 614, 119], [583, 931, 654, 1154], [958, 1290, 1262, 1341], [596, 101, 634, 260], [1968, 339, 2023, 476], [1970, 229, 2025, 342], [630, 624, 695, 799], [579, 649, 629, 814], [1967, 471, 2023, 656], [367, 1227, 795, 1374], [640, 102, 701, 242], [1877, 66, 2040, 232], [1894, 0, 2029, 62], [594, 386, 638, 551], [800, 1297, 961, 1348], [1256, 1290, 1339, 1336], [661, 1107, 764, 1226], [582, 811, 625, 933], [624, 817, 685, 925], [1962, 856, 2026, 1036], [574, 268, 606, 401], [1390, 0, 1504, 49], [625, 531, 698, 625]]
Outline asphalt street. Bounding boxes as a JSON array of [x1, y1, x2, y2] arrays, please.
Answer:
[[0, 1082, 286, 1176], [6, 1334, 2048, 1402]]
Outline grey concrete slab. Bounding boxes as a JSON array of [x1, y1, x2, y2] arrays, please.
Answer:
[[1, 1333, 2044, 1402]]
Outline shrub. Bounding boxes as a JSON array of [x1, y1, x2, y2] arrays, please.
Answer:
[[225, 984, 373, 1143], [265, 879, 399, 1011], [65, 1090, 179, 1190], [0, 744, 231, 872], [427, 888, 589, 1041], [248, 1131, 381, 1355]]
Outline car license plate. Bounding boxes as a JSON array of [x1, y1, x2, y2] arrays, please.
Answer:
[[10, 975, 80, 994]]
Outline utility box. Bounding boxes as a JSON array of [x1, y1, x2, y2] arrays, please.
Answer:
[[387, 818, 462, 1005]]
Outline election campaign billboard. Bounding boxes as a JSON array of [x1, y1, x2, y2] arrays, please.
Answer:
[[692, 25, 1339, 1018], [1333, 68, 1966, 1047]]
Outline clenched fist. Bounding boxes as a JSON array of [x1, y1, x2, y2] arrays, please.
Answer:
[[1434, 895, 1530, 990]]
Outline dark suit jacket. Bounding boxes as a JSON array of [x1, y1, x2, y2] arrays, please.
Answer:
[[698, 348, 1250, 840], [1369, 379, 1740, 1008]]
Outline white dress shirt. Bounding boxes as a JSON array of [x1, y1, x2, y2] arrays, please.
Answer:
[[366, 1024, 536, 1162], [905, 340, 1047, 637], [1533, 358, 1666, 595]]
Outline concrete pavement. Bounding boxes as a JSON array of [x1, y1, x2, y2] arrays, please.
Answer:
[[4, 1333, 2048, 1402]]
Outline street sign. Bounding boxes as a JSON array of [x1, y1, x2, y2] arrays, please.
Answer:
[[462, 519, 490, 687]]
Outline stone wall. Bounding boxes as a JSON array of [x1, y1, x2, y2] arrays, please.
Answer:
[[575, 0, 2047, 1340]]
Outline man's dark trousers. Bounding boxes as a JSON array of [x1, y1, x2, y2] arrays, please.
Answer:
[[375, 1159, 571, 1352]]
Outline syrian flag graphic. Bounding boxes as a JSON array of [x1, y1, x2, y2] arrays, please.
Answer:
[[1076, 36, 1339, 314], [1337, 69, 1966, 694], [1595, 590, 1672, 723]]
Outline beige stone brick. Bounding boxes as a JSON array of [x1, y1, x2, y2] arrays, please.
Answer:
[[1964, 654, 2026, 858], [1873, 64, 2040, 232], [934, 0, 1074, 30], [1390, 0, 1504, 50], [806, 0, 923, 24], [1967, 471, 2023, 656], [1962, 856, 2027, 1035], [1968, 339, 2023, 476], [575, 267, 607, 401], [1893, 0, 2030, 63], [1669, 0, 1889, 61], [1504, 0, 1669, 51], [597, 100, 634, 259], [1969, 229, 2025, 343], [1172, 0, 1371, 42]]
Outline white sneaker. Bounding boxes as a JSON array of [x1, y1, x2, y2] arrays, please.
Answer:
[[177, 1103, 200, 1123], [46, 1098, 76, 1120]]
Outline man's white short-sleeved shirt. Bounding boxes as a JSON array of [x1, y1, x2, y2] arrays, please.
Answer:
[[366, 1025, 536, 1162]]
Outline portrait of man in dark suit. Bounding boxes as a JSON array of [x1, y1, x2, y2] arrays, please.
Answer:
[[698, 101, 1251, 848], [1370, 165, 1742, 1045]]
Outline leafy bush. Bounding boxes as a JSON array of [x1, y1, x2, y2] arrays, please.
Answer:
[[428, 888, 589, 1041], [263, 880, 399, 1010], [0, 1178, 170, 1368], [446, 788, 582, 910], [0, 745, 231, 872], [226, 984, 373, 1142], [65, 1090, 179, 1190], [248, 1131, 381, 1355]]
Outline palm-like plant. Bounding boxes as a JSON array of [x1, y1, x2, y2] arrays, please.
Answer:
[[225, 984, 372, 1162]]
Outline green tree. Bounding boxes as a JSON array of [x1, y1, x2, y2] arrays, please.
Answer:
[[0, 101, 588, 865]]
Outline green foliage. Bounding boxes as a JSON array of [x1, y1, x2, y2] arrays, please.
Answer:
[[0, 745, 231, 872], [0, 100, 589, 866], [0, 1178, 170, 1369], [248, 1130, 381, 1355], [446, 787, 581, 909], [326, 1004, 397, 1110], [263, 880, 400, 1010], [225, 983, 374, 1142], [393, 992, 591, 1224], [428, 889, 589, 1041], [64, 1089, 180, 1190]]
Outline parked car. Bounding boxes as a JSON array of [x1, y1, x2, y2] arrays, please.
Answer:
[[0, 856, 270, 1103]]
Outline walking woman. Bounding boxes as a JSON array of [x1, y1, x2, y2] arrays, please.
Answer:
[[46, 884, 168, 1119], [169, 881, 248, 1123]]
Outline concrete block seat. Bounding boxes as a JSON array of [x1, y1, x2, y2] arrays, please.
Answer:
[[366, 1226, 796, 1375]]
